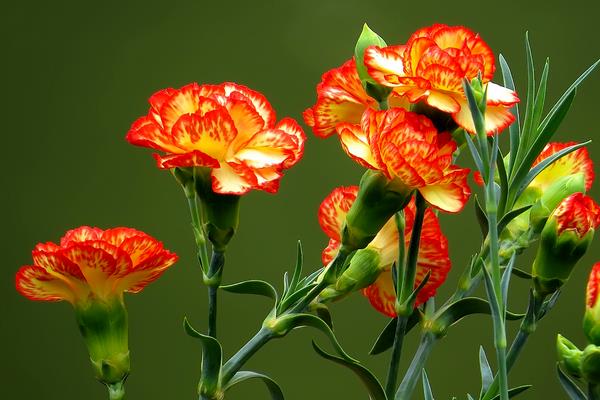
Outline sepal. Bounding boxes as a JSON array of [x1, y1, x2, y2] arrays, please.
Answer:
[[354, 24, 391, 103], [557, 334, 583, 379]]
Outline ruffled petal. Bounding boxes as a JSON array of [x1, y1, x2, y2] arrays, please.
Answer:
[[62, 244, 118, 298], [418, 177, 471, 213], [276, 118, 306, 168], [318, 186, 358, 241], [234, 128, 296, 169], [60, 226, 103, 247], [153, 150, 219, 169], [337, 123, 379, 169], [16, 266, 80, 303], [486, 82, 520, 106], [126, 116, 183, 153], [226, 99, 267, 151], [532, 142, 595, 191], [159, 83, 202, 132], [453, 98, 515, 135], [364, 45, 407, 86], [221, 83, 276, 128], [425, 90, 461, 113], [116, 250, 178, 294], [211, 162, 258, 195], [362, 271, 396, 317]]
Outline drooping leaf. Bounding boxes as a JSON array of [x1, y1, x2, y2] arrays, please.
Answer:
[[479, 346, 493, 397], [557, 364, 587, 400], [313, 303, 334, 329], [501, 255, 516, 306], [312, 341, 387, 400], [497, 205, 532, 235], [369, 312, 422, 355], [289, 241, 304, 293], [276, 313, 356, 362], [422, 369, 435, 400], [511, 267, 532, 280], [183, 317, 222, 391], [490, 385, 533, 400], [224, 371, 284, 400], [540, 290, 561, 319], [220, 280, 278, 303], [474, 195, 489, 238]]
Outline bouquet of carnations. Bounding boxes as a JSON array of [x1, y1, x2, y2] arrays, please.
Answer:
[[15, 23, 600, 400]]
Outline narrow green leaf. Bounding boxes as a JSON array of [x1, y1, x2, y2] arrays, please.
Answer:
[[467, 395, 475, 400], [463, 80, 488, 165], [314, 303, 334, 329], [479, 346, 493, 396], [183, 317, 222, 390], [501, 255, 516, 306], [520, 32, 536, 151], [298, 268, 324, 288], [290, 241, 304, 293], [540, 290, 561, 319], [278, 283, 317, 312], [220, 280, 278, 303], [481, 265, 502, 321], [224, 371, 284, 400], [495, 147, 509, 216], [518, 141, 591, 197], [434, 297, 511, 332], [557, 365, 586, 400], [277, 313, 357, 362], [531, 58, 550, 132], [490, 385, 533, 400], [474, 195, 489, 238], [312, 341, 387, 400], [369, 312, 421, 355], [464, 131, 485, 175], [282, 272, 290, 299], [499, 54, 521, 175], [510, 267, 532, 280], [497, 205, 532, 235], [422, 369, 435, 400], [401, 270, 431, 310]]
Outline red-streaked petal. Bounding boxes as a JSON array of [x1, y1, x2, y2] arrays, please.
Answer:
[[276, 118, 306, 168], [211, 162, 258, 195], [126, 116, 183, 153], [60, 226, 103, 247], [419, 178, 471, 213], [363, 271, 396, 317], [153, 150, 219, 169], [303, 108, 315, 127], [587, 262, 600, 308], [16, 266, 79, 303], [486, 82, 520, 106], [171, 109, 237, 160], [453, 98, 515, 135], [322, 239, 340, 265], [532, 142, 595, 191], [101, 228, 146, 247], [31, 250, 85, 280], [364, 45, 407, 86], [425, 90, 461, 113], [226, 99, 267, 152], [62, 244, 118, 298], [115, 250, 178, 294], [159, 83, 202, 132], [221, 82, 276, 128], [309, 96, 367, 138], [234, 128, 297, 169], [420, 64, 463, 92], [337, 123, 379, 169], [318, 186, 358, 241], [34, 242, 60, 253], [119, 235, 163, 267]]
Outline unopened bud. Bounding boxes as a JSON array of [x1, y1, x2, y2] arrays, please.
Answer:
[[557, 334, 583, 379]]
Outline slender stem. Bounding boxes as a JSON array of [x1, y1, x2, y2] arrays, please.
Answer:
[[385, 194, 426, 397], [395, 332, 436, 399], [506, 329, 529, 371], [107, 382, 125, 400], [385, 316, 408, 398], [186, 194, 210, 271], [221, 327, 273, 384], [206, 251, 224, 338]]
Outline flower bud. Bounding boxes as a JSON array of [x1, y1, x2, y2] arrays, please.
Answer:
[[194, 168, 241, 252], [530, 173, 586, 234], [318, 248, 383, 302], [532, 193, 600, 296], [557, 334, 583, 378], [584, 263, 600, 345], [582, 344, 600, 384], [343, 170, 413, 251], [74, 297, 130, 387]]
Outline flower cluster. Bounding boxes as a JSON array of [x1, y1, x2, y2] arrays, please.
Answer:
[[318, 186, 451, 316], [16, 226, 178, 304], [127, 82, 305, 194]]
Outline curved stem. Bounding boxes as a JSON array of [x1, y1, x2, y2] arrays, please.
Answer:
[[221, 327, 273, 384], [395, 332, 436, 399]]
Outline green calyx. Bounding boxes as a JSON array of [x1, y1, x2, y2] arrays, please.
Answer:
[[343, 170, 413, 251], [532, 218, 594, 297], [193, 168, 241, 253], [529, 174, 586, 234], [584, 307, 600, 346], [317, 248, 382, 303], [582, 344, 600, 384], [557, 334, 583, 379], [74, 296, 130, 386]]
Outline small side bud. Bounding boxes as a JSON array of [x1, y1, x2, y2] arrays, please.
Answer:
[[532, 193, 600, 296], [557, 334, 583, 379]]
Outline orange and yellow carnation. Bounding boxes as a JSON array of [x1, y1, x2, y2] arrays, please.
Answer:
[[337, 107, 470, 213], [318, 186, 451, 317], [303, 58, 409, 138], [364, 24, 519, 135], [16, 226, 178, 304], [126, 82, 305, 195]]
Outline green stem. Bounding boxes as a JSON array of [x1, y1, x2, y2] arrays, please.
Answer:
[[385, 193, 426, 397], [206, 250, 224, 338], [385, 316, 408, 398], [186, 194, 210, 272], [107, 382, 125, 400], [395, 332, 436, 399], [221, 327, 273, 384]]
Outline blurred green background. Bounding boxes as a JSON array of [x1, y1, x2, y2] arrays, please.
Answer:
[[3, 0, 599, 399]]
